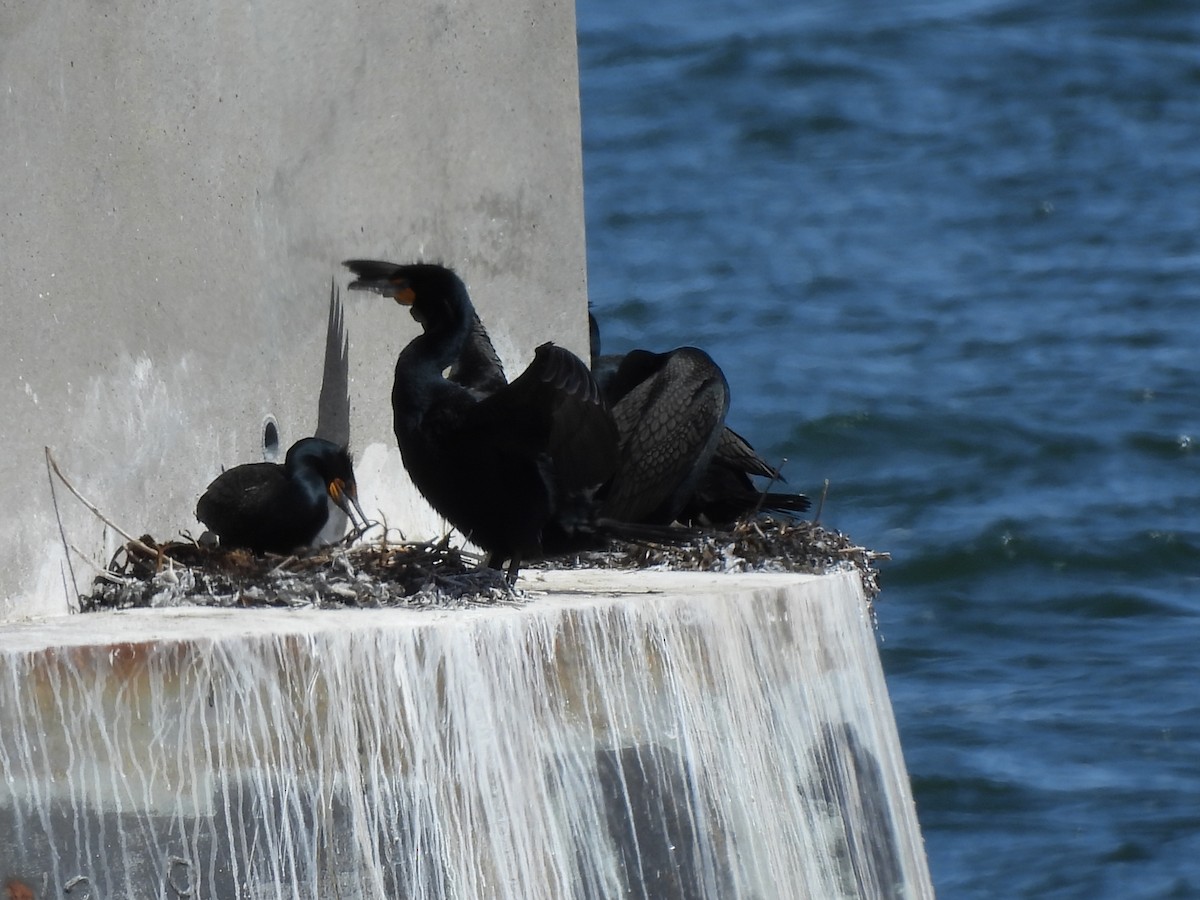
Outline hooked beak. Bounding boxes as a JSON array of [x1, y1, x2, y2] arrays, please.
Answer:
[[343, 270, 415, 306], [329, 478, 370, 534]]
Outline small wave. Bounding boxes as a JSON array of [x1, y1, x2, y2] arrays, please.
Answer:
[[887, 520, 1200, 598], [1127, 431, 1197, 459], [910, 773, 1032, 814]]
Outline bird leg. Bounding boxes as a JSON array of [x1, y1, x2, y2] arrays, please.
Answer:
[[504, 556, 522, 586]]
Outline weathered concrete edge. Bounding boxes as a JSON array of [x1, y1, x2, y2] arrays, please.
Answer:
[[0, 568, 933, 898], [0, 569, 828, 653]]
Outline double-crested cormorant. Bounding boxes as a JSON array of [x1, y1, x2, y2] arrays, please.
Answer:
[[596, 345, 730, 524], [196, 437, 368, 554], [679, 425, 812, 525], [451, 310, 508, 397], [344, 260, 618, 581], [589, 314, 810, 526]]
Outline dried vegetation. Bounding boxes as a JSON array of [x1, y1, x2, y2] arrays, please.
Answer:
[[81, 517, 887, 613]]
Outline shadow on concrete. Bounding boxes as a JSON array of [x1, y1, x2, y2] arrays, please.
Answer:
[[315, 278, 350, 449], [0, 775, 441, 899], [807, 721, 906, 900], [594, 743, 729, 900]]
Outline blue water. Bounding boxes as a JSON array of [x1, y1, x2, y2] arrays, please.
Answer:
[[576, 1, 1200, 896]]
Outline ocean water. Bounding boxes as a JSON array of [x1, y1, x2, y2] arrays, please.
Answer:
[[575, 1, 1200, 896]]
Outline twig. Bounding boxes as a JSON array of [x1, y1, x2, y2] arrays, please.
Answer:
[[68, 541, 129, 584], [767, 457, 787, 491], [377, 512, 405, 547], [59, 567, 74, 613], [269, 554, 301, 574], [813, 478, 830, 524], [45, 447, 81, 609], [752, 456, 788, 515], [44, 447, 158, 557], [335, 523, 370, 548]]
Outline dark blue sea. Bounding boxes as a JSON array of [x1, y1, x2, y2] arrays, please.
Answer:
[[576, 1, 1200, 896]]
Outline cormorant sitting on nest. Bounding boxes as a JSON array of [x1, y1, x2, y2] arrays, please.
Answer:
[[589, 314, 811, 526], [196, 437, 368, 554], [344, 260, 621, 582]]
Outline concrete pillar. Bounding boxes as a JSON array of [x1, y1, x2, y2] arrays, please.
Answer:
[[1, 0, 589, 618]]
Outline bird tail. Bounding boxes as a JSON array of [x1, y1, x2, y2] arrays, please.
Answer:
[[541, 511, 701, 557], [593, 518, 704, 545], [757, 491, 812, 515]]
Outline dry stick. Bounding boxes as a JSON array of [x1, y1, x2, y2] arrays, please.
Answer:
[[44, 446, 159, 558], [752, 457, 788, 516], [70, 545, 128, 584], [269, 554, 301, 575], [44, 446, 81, 610], [813, 478, 831, 524]]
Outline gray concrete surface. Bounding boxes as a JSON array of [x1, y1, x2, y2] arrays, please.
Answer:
[[1, 1, 590, 619]]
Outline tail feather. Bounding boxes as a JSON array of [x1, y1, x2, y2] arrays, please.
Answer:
[[758, 491, 812, 514], [593, 518, 704, 545]]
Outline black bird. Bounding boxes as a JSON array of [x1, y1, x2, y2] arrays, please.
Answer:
[[596, 345, 730, 524], [196, 437, 368, 554], [589, 314, 810, 526], [344, 260, 619, 582], [385, 292, 808, 529], [679, 426, 812, 525], [451, 310, 508, 398]]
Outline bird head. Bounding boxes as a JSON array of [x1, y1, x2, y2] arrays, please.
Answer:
[[286, 437, 370, 533], [343, 260, 472, 336], [326, 474, 369, 535]]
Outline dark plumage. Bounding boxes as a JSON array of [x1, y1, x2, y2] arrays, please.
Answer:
[[196, 437, 367, 554], [451, 310, 509, 398], [679, 427, 812, 525], [344, 260, 619, 581], [590, 314, 810, 526], [597, 346, 730, 524]]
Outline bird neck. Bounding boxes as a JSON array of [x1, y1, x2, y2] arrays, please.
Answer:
[[391, 322, 473, 431], [398, 323, 468, 379], [449, 312, 507, 394], [284, 459, 333, 520]]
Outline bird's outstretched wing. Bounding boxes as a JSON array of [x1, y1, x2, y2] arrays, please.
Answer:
[[464, 342, 617, 491], [602, 347, 730, 523], [714, 426, 781, 480]]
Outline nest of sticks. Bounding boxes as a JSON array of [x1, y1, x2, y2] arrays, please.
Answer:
[[80, 517, 888, 613], [48, 445, 886, 614], [83, 532, 512, 612], [534, 517, 888, 599]]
